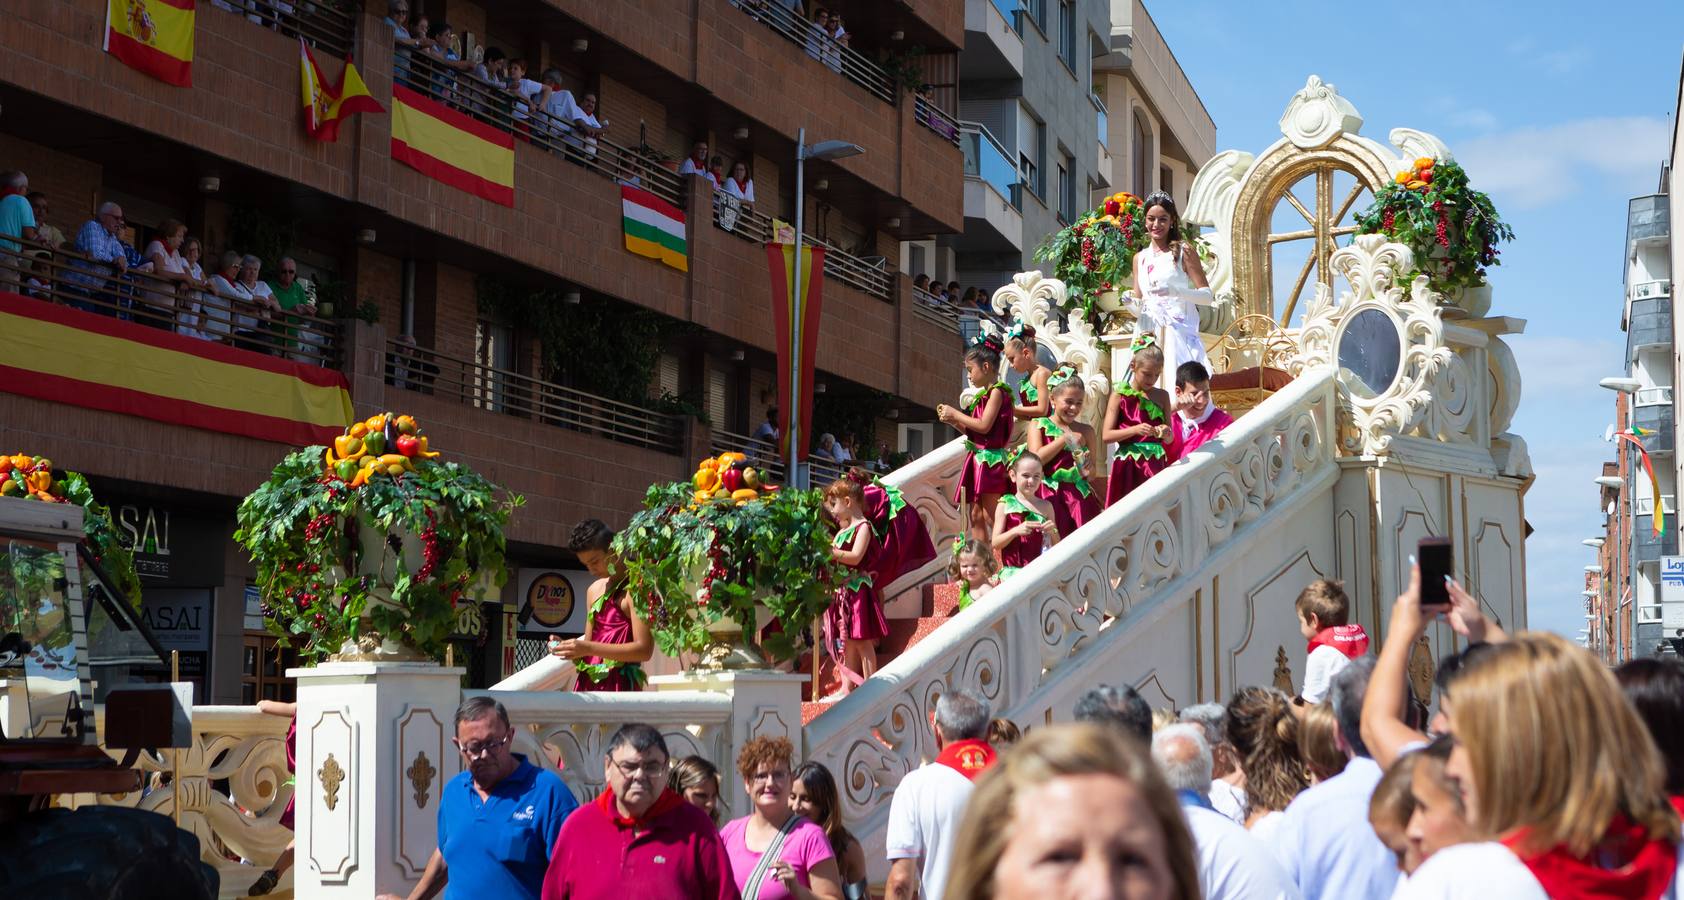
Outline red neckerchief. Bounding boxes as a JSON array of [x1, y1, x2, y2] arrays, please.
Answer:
[[733, 177, 750, 193], [1306, 624, 1369, 660], [596, 786, 685, 829], [934, 739, 997, 781], [0, 187, 22, 198], [1671, 796, 1684, 817], [1499, 816, 1680, 900]]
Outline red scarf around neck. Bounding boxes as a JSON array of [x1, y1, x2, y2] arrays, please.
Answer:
[[1500, 815, 1679, 900], [597, 785, 685, 828], [1306, 624, 1369, 659], [935, 738, 997, 781]]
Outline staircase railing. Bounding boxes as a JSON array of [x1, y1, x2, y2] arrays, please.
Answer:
[[802, 369, 1338, 844]]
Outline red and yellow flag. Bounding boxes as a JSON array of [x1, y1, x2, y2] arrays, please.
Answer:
[[0, 291, 353, 446], [104, 0, 195, 87], [391, 84, 515, 207], [301, 38, 384, 142], [767, 242, 826, 463]]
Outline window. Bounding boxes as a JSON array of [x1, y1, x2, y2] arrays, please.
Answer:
[[1056, 154, 1075, 223], [1132, 112, 1151, 197], [473, 320, 515, 412], [1159, 165, 1173, 200], [1020, 0, 1046, 33], [1057, 1, 1075, 68], [1017, 107, 1045, 200]]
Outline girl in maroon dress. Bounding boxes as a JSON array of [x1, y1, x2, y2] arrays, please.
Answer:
[[1003, 322, 1052, 423], [939, 333, 1011, 541], [992, 453, 1059, 579], [824, 478, 889, 697], [549, 519, 653, 691], [848, 467, 937, 591], [1102, 336, 1173, 508], [949, 537, 999, 610], [1027, 368, 1101, 535]]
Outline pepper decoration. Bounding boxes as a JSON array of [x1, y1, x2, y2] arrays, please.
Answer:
[[0, 453, 144, 607], [322, 412, 442, 487], [689, 453, 776, 506]]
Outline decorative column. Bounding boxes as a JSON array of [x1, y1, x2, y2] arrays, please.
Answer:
[[649, 670, 807, 817], [290, 662, 465, 899]]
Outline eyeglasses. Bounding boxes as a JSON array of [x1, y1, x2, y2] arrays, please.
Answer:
[[280, 269, 297, 275], [455, 732, 512, 759], [611, 757, 670, 779], [749, 769, 790, 784]]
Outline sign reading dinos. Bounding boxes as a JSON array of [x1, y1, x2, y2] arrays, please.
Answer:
[[514, 569, 590, 636]]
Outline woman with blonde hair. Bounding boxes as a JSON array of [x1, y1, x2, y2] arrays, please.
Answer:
[[1299, 700, 1348, 784], [945, 723, 1201, 900], [1225, 686, 1308, 843], [1398, 632, 1684, 898]]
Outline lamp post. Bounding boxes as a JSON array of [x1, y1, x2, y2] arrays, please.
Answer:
[[788, 128, 863, 488]]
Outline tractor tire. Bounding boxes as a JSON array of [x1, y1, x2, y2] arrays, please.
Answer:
[[0, 805, 218, 900]]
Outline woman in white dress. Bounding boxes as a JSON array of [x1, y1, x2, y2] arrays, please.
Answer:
[[1129, 191, 1213, 393]]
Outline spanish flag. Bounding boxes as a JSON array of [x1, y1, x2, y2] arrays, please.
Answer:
[[300, 38, 384, 143], [766, 242, 825, 462], [104, 0, 195, 88], [0, 291, 353, 446], [391, 84, 515, 207]]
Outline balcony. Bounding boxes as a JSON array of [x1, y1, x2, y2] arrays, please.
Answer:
[[709, 197, 893, 300], [960, 121, 1024, 252], [1629, 194, 1670, 247], [729, 0, 896, 103], [1627, 293, 1672, 358], [1634, 511, 1677, 564], [205, 0, 358, 56], [963, 0, 1025, 80], [1632, 395, 1675, 456]]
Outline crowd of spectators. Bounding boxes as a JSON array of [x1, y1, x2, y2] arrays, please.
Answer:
[[0, 170, 331, 362]]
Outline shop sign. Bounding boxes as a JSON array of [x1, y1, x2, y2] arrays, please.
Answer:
[[513, 569, 591, 636]]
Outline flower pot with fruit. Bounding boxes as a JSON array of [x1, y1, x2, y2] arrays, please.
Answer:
[[1355, 157, 1513, 315]]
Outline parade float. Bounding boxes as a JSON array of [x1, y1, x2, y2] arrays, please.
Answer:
[[234, 413, 521, 662], [614, 452, 839, 669]]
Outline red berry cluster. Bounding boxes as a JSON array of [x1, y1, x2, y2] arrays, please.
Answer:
[[1381, 209, 1395, 231], [303, 511, 336, 541], [1432, 202, 1450, 248], [417, 510, 443, 582], [1120, 213, 1134, 233], [1080, 237, 1096, 270]]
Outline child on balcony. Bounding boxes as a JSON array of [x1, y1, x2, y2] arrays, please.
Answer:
[[1026, 367, 1101, 534], [1004, 322, 1052, 422], [939, 332, 1011, 542], [548, 519, 654, 691], [949, 537, 999, 611], [1102, 335, 1173, 508], [993, 453, 1059, 580], [824, 478, 889, 699]]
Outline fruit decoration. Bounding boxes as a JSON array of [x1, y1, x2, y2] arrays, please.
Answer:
[[688, 452, 778, 506], [616, 457, 836, 665], [236, 414, 522, 663], [1356, 157, 1513, 295], [1033, 191, 1209, 326], [0, 453, 142, 607]]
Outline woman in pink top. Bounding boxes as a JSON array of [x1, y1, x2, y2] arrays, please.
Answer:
[[721, 736, 845, 900]]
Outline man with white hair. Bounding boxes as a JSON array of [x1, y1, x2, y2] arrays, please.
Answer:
[[1153, 724, 1301, 900], [0, 171, 37, 290], [885, 688, 996, 900], [1180, 701, 1248, 823]]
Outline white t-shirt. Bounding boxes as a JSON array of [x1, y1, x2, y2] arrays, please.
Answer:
[[1183, 805, 1302, 900], [723, 177, 755, 203], [510, 77, 544, 121], [143, 239, 186, 308], [1268, 757, 1399, 900], [1210, 779, 1248, 824], [210, 273, 257, 329], [1301, 644, 1352, 704], [1396, 841, 1684, 900], [885, 761, 974, 900], [1249, 810, 1286, 848], [678, 157, 718, 187]]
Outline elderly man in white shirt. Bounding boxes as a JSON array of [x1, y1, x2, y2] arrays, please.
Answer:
[[1154, 724, 1300, 900], [1268, 657, 1400, 900]]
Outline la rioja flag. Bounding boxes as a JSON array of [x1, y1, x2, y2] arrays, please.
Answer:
[[105, 0, 195, 87]]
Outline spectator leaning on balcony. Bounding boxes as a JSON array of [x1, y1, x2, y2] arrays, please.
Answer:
[[0, 171, 38, 292], [506, 58, 544, 128], [824, 14, 846, 73], [425, 21, 474, 103], [679, 141, 717, 187], [176, 236, 227, 342], [472, 46, 507, 84], [26, 193, 65, 250], [138, 218, 198, 329], [535, 69, 584, 145], [268, 257, 322, 361], [806, 9, 832, 61], [565, 92, 607, 159], [723, 161, 756, 206], [66, 201, 128, 313], [385, 1, 424, 88]]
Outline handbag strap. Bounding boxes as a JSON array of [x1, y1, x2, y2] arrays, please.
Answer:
[[742, 813, 806, 899]]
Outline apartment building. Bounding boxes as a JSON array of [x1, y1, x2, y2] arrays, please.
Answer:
[[0, 0, 966, 700]]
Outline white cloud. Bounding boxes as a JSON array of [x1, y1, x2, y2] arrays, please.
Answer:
[[1456, 117, 1671, 210]]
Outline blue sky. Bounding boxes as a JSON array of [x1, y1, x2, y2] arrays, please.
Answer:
[[1149, 2, 1684, 638]]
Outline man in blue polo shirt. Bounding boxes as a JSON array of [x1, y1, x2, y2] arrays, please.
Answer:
[[379, 696, 577, 900]]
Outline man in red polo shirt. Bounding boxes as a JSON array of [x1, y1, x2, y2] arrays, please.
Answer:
[[541, 723, 738, 900]]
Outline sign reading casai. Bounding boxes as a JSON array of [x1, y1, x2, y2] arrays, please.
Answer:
[[116, 503, 172, 579]]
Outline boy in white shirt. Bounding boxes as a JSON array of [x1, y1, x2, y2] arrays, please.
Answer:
[[1296, 579, 1369, 705]]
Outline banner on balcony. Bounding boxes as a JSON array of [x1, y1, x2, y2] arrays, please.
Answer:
[[391, 84, 516, 206], [0, 292, 354, 446], [104, 0, 196, 87], [300, 37, 384, 142], [621, 186, 688, 272], [766, 243, 825, 463]]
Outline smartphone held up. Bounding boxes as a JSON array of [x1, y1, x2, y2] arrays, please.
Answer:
[[1417, 536, 1452, 608]]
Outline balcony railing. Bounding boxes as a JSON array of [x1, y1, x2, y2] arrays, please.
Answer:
[[385, 339, 685, 452], [1636, 386, 1674, 407], [208, 0, 359, 57], [729, 0, 895, 102], [960, 121, 1018, 201], [915, 96, 963, 146], [710, 199, 894, 300], [0, 238, 341, 366], [708, 429, 857, 487], [1632, 494, 1676, 516], [1633, 279, 1673, 300], [403, 51, 687, 207], [1092, 92, 1110, 148]]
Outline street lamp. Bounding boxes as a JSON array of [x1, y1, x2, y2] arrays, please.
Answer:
[[1585, 564, 1603, 574], [1595, 476, 1624, 489], [1600, 376, 1640, 393], [1582, 538, 1605, 548], [788, 129, 864, 488]]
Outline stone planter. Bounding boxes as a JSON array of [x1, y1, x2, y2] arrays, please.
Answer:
[[331, 510, 431, 662]]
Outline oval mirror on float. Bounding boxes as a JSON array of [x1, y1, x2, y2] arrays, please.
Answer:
[[1336, 307, 1402, 399]]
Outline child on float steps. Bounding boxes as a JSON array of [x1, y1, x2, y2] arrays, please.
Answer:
[[1296, 578, 1369, 705], [992, 453, 1059, 580], [1102, 335, 1173, 508], [939, 333, 1012, 541], [548, 519, 654, 692], [1003, 322, 1053, 423], [1026, 366, 1101, 535], [823, 477, 889, 698], [1170, 360, 1233, 461]]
